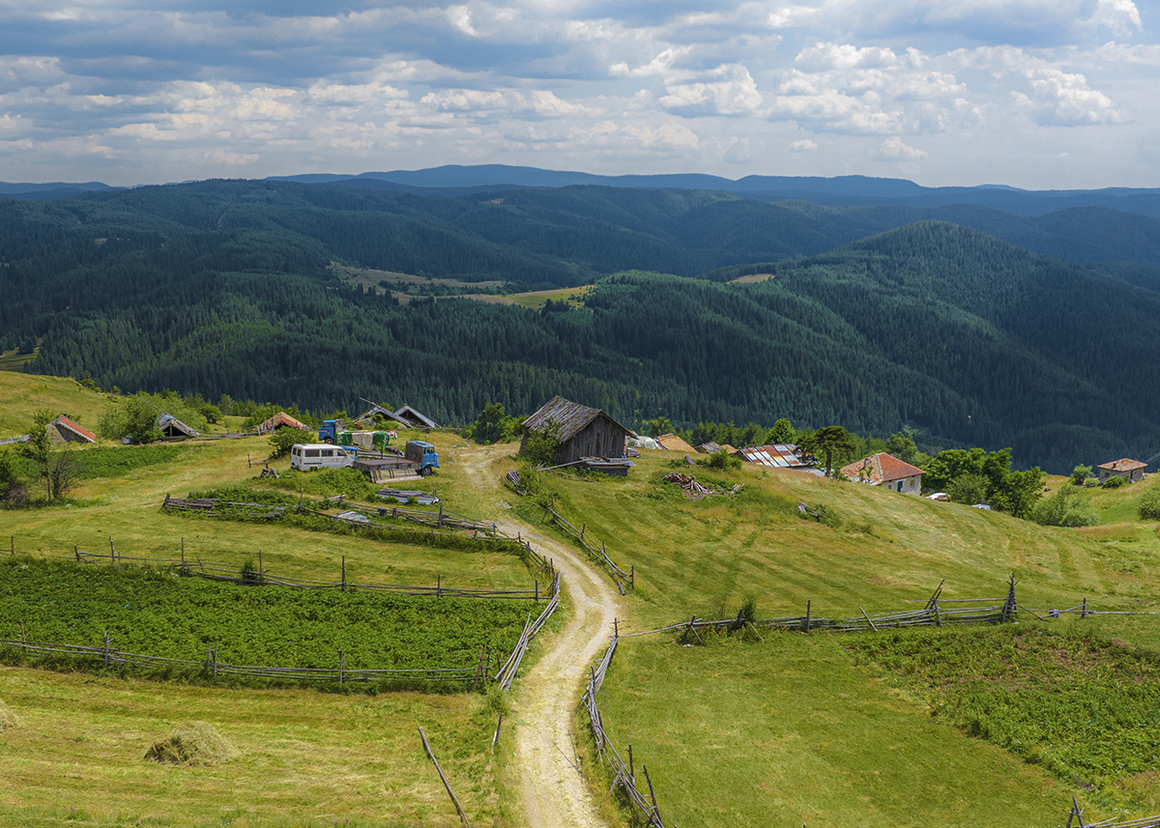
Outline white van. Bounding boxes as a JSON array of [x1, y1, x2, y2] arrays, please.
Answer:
[[290, 443, 357, 471]]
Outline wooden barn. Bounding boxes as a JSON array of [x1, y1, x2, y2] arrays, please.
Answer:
[[521, 396, 636, 472]]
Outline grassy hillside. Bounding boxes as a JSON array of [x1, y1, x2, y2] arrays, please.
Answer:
[[8, 375, 1160, 827], [0, 373, 108, 440]]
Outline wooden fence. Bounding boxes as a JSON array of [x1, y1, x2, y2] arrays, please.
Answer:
[[581, 633, 665, 827], [504, 471, 634, 594], [495, 571, 562, 691], [1, 635, 483, 688], [632, 578, 1018, 639]]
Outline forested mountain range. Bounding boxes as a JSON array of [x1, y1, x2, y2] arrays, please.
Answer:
[[3, 178, 1160, 472]]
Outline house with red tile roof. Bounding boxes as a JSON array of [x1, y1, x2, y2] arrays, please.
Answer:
[[1096, 458, 1146, 484], [841, 452, 925, 494]]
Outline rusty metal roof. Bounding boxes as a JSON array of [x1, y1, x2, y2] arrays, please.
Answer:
[[523, 395, 635, 443], [52, 415, 96, 442], [738, 444, 809, 468]]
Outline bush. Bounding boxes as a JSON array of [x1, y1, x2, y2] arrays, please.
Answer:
[[1031, 484, 1099, 527], [1138, 484, 1160, 520], [1070, 465, 1093, 486], [701, 449, 741, 471], [1101, 475, 1128, 489], [268, 427, 306, 458]]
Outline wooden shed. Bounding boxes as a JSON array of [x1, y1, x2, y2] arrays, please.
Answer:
[[48, 415, 96, 444], [521, 396, 636, 468]]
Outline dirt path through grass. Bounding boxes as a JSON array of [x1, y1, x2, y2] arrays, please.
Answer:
[[458, 446, 621, 828]]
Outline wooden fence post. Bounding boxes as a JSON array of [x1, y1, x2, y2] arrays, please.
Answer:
[[339, 649, 345, 684], [437, 574, 442, 598], [630, 565, 634, 591], [74, 544, 79, 562], [109, 537, 115, 562], [1081, 598, 1087, 619], [342, 556, 347, 592], [804, 600, 811, 633], [19, 620, 25, 645], [419, 726, 472, 828], [10, 535, 13, 556], [103, 632, 111, 667], [258, 550, 263, 582], [491, 714, 503, 754], [642, 764, 660, 822]]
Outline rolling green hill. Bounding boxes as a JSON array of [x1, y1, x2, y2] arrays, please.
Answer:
[[4, 183, 1160, 470]]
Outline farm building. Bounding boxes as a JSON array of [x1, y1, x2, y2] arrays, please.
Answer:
[[695, 441, 737, 455], [1096, 458, 1147, 484], [256, 411, 310, 433], [156, 413, 200, 439], [394, 405, 439, 429], [48, 415, 95, 444], [357, 404, 413, 428], [521, 395, 636, 474], [655, 433, 697, 453], [841, 453, 925, 494]]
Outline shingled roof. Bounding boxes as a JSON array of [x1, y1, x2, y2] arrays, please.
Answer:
[[523, 395, 635, 442], [1097, 458, 1147, 473]]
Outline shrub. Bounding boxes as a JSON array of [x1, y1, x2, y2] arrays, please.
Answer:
[[1139, 484, 1160, 520], [1031, 484, 1099, 527], [1070, 465, 1093, 486], [268, 427, 305, 458], [947, 473, 990, 505], [1101, 475, 1128, 489], [701, 449, 741, 471]]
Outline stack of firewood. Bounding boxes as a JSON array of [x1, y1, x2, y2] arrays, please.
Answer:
[[662, 472, 718, 499]]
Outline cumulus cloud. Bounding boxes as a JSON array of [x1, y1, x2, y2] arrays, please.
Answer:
[[0, 0, 1154, 186], [875, 136, 927, 159]]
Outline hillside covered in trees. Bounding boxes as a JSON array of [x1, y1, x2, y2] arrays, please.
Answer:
[[3, 180, 1160, 472]]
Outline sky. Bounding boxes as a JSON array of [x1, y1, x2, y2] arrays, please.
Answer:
[[1, 0, 1158, 189]]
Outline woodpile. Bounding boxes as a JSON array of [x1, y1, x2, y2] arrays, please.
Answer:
[[662, 472, 718, 499]]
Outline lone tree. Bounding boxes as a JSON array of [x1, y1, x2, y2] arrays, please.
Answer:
[[17, 410, 80, 502], [799, 425, 856, 478]]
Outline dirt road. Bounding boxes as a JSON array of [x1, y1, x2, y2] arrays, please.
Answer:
[[458, 446, 621, 828]]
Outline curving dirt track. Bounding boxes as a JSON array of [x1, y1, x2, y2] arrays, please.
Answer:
[[459, 446, 621, 828]]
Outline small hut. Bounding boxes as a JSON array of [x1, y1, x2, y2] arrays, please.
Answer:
[[521, 395, 636, 472], [47, 415, 96, 444], [393, 405, 438, 430], [256, 412, 309, 434], [156, 413, 200, 438]]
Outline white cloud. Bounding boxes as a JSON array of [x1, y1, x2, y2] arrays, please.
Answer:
[[875, 136, 927, 159], [658, 64, 765, 116], [791, 138, 817, 150]]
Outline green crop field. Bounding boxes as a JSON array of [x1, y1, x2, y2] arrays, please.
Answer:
[[0, 556, 529, 678]]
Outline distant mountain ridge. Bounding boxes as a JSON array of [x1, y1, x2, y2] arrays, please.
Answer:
[[5, 166, 1160, 215]]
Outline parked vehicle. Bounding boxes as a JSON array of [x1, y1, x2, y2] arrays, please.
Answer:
[[404, 440, 440, 476], [289, 443, 357, 471]]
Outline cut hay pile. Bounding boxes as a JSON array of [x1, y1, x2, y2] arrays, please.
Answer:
[[144, 721, 238, 766], [0, 698, 17, 731]]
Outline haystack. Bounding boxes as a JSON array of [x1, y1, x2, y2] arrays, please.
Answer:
[[0, 698, 18, 731], [144, 721, 237, 765]]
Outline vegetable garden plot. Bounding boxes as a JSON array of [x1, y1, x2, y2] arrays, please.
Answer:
[[0, 557, 528, 677]]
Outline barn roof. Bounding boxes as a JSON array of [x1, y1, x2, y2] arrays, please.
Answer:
[[51, 415, 96, 442], [358, 405, 412, 427], [523, 395, 635, 443], [156, 413, 200, 438], [655, 433, 697, 453], [394, 405, 438, 429], [258, 411, 309, 432], [841, 452, 925, 484]]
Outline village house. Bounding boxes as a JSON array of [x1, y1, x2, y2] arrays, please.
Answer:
[[1096, 458, 1147, 484], [841, 452, 925, 494], [47, 415, 95, 444]]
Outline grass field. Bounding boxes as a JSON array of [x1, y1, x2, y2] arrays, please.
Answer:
[[0, 373, 108, 439], [0, 667, 508, 826], [0, 346, 39, 372]]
